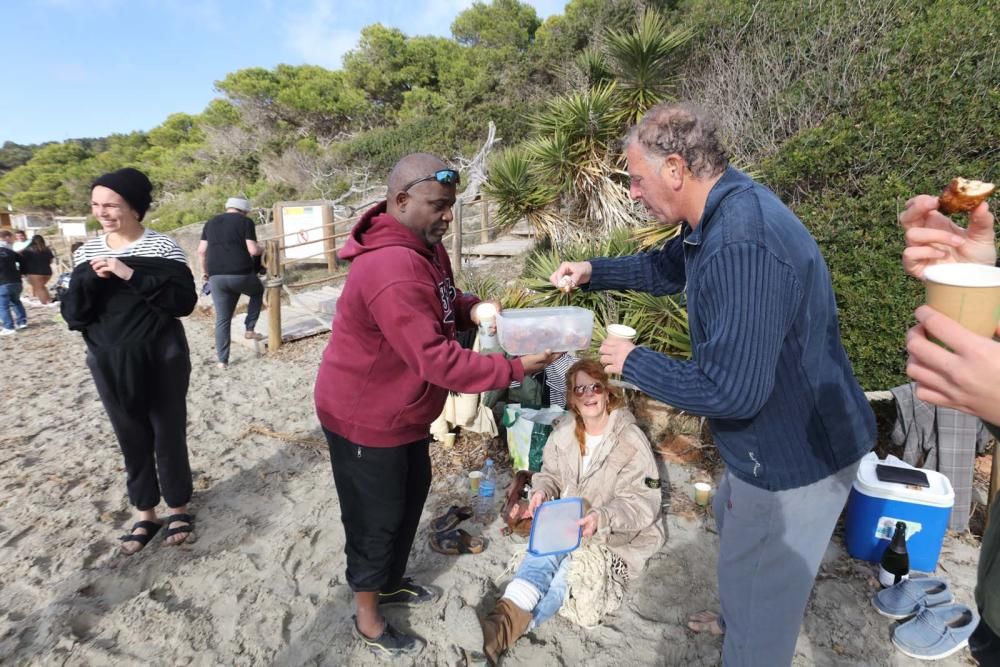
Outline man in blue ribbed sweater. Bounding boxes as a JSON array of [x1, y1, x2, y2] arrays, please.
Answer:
[[551, 103, 875, 666]]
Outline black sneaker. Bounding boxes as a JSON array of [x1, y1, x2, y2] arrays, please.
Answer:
[[378, 578, 440, 607], [353, 618, 425, 657]]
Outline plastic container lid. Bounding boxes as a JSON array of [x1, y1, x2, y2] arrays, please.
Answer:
[[528, 497, 583, 557], [853, 453, 954, 508]]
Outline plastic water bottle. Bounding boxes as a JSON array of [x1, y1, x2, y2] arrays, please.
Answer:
[[475, 458, 497, 523]]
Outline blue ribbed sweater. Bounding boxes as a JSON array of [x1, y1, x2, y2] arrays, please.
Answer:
[[589, 167, 875, 491]]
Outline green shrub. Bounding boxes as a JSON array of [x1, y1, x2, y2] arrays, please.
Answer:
[[759, 0, 999, 389]]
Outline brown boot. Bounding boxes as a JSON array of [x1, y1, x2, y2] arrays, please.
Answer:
[[481, 598, 532, 665]]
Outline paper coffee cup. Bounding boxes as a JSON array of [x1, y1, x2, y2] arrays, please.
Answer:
[[694, 482, 712, 506], [469, 470, 482, 493], [924, 263, 1000, 338], [606, 323, 637, 341], [443, 433, 456, 448]]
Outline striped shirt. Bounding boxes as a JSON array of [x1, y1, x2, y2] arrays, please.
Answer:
[[73, 229, 188, 266]]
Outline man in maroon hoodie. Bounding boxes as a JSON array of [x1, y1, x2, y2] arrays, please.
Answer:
[[314, 153, 558, 657]]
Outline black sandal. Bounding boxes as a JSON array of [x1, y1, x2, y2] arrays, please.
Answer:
[[162, 513, 194, 545], [430, 505, 473, 533], [119, 520, 162, 554]]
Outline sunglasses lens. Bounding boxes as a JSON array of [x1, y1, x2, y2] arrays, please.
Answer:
[[436, 169, 460, 185]]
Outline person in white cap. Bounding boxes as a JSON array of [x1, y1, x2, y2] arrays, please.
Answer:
[[198, 196, 264, 369]]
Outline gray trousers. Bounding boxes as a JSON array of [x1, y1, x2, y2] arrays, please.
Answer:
[[713, 460, 860, 667], [209, 273, 263, 363]]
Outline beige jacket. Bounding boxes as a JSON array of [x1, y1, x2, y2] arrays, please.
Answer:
[[531, 408, 666, 574]]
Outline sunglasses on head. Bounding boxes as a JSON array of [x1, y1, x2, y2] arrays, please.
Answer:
[[573, 382, 605, 397], [402, 169, 460, 193]]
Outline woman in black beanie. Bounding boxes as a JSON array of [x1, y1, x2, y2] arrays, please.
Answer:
[[64, 167, 197, 554]]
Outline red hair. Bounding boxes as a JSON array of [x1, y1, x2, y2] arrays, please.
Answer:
[[565, 358, 623, 456]]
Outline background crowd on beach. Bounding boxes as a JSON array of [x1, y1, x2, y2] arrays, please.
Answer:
[[15, 100, 998, 666]]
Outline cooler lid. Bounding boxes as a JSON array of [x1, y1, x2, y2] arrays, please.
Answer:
[[853, 453, 954, 508]]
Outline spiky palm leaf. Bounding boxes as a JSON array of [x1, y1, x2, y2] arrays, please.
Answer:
[[619, 291, 691, 359], [632, 223, 682, 250], [532, 83, 623, 156], [575, 47, 614, 88], [482, 147, 564, 237], [605, 11, 694, 124]]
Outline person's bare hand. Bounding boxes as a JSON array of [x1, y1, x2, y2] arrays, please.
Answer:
[[906, 305, 1000, 424], [900, 195, 995, 279], [549, 261, 593, 290], [90, 257, 134, 281], [578, 511, 599, 538], [599, 337, 636, 375], [525, 490, 546, 518], [520, 349, 564, 374]]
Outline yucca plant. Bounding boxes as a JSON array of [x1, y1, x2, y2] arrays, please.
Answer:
[[605, 11, 694, 125], [575, 47, 614, 88], [618, 291, 691, 359], [482, 146, 564, 237]]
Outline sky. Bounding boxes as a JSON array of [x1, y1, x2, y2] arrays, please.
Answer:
[[0, 0, 567, 146]]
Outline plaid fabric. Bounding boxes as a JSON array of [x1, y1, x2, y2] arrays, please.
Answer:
[[891, 382, 990, 531]]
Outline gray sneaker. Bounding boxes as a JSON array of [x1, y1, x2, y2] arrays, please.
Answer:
[[353, 617, 425, 658]]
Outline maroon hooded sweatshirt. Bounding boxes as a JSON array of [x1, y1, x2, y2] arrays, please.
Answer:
[[314, 202, 526, 446]]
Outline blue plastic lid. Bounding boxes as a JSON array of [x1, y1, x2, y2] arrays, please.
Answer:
[[528, 497, 583, 557]]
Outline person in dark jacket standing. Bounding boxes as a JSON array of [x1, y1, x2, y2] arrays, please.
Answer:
[[0, 229, 27, 335], [20, 234, 55, 305], [551, 104, 875, 666], [901, 191, 999, 665], [64, 167, 197, 554], [314, 153, 559, 658], [197, 196, 264, 369]]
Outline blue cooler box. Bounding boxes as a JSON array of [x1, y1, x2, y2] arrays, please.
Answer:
[[844, 453, 954, 573]]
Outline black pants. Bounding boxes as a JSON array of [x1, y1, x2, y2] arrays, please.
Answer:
[[324, 428, 432, 592], [971, 614, 1000, 666], [88, 322, 193, 510]]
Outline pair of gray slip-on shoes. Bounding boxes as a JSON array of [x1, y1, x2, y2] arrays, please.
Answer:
[[873, 578, 979, 661]]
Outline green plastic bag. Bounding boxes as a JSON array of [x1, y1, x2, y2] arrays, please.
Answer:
[[502, 404, 565, 472]]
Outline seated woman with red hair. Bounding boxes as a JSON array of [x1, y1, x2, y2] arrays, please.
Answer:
[[481, 358, 665, 664]]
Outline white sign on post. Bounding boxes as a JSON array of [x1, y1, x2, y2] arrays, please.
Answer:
[[59, 221, 87, 239], [281, 205, 325, 260]]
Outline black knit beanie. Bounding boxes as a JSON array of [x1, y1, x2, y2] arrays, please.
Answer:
[[92, 168, 153, 221]]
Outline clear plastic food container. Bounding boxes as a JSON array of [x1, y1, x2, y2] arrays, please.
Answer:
[[496, 306, 594, 355]]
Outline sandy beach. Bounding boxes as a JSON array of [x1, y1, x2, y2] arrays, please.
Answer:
[[0, 297, 984, 666]]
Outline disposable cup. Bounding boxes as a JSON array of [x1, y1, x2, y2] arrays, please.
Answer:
[[606, 323, 637, 341], [923, 263, 1000, 338], [469, 470, 482, 494], [694, 482, 712, 506], [443, 433, 456, 448]]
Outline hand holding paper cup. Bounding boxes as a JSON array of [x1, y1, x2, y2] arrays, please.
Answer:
[[602, 324, 638, 385], [923, 263, 1000, 338], [606, 323, 637, 342]]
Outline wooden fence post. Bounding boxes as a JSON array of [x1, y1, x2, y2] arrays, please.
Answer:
[[323, 204, 338, 273], [452, 199, 463, 280], [264, 238, 282, 353], [480, 198, 489, 243]]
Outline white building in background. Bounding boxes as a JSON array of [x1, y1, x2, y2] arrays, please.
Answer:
[[12, 212, 51, 233]]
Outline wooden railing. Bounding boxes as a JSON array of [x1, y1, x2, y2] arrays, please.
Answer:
[[260, 195, 494, 351]]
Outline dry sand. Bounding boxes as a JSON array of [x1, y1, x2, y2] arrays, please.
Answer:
[[0, 298, 983, 666]]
